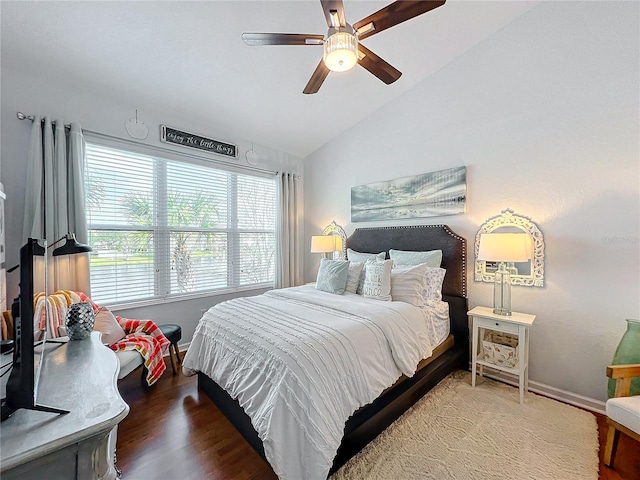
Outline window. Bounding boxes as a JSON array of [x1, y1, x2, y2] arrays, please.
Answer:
[[85, 143, 276, 305]]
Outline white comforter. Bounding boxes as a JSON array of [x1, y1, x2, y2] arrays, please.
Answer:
[[183, 285, 438, 480]]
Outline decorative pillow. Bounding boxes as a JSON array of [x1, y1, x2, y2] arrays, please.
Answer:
[[362, 259, 393, 301], [347, 250, 386, 294], [346, 248, 386, 263], [356, 271, 365, 295], [315, 258, 350, 295], [389, 249, 442, 268], [390, 263, 429, 307], [345, 262, 364, 294], [423, 267, 446, 304], [93, 307, 126, 346]]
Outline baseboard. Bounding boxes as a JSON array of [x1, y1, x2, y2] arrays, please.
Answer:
[[472, 367, 606, 414]]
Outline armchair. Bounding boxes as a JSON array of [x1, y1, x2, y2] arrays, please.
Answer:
[[604, 363, 640, 468]]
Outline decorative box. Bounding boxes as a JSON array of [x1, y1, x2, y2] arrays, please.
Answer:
[[482, 330, 518, 368]]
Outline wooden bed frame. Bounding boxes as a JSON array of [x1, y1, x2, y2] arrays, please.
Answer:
[[198, 224, 468, 475]]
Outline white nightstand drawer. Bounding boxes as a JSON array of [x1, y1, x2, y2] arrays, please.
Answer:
[[476, 317, 519, 334]]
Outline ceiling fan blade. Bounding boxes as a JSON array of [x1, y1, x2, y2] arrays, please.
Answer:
[[320, 0, 346, 28], [242, 33, 324, 46], [303, 60, 331, 94], [357, 44, 402, 85], [354, 0, 446, 40]]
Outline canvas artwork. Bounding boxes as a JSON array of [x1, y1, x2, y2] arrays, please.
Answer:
[[351, 166, 467, 222]]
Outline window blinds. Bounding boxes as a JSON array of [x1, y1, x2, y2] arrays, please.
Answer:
[[85, 143, 276, 305]]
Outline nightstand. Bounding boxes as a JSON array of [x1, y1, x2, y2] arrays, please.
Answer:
[[468, 306, 536, 404]]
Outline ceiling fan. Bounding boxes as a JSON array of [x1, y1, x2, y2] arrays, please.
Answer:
[[242, 0, 446, 94]]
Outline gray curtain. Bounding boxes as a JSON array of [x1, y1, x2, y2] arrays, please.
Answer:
[[23, 115, 90, 294], [276, 172, 302, 288]]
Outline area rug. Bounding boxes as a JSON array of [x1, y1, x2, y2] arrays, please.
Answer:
[[331, 371, 599, 480]]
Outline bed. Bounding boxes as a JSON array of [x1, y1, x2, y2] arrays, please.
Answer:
[[184, 225, 468, 479]]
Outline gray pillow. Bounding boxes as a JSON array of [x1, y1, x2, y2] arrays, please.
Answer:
[[346, 248, 386, 262], [315, 258, 350, 295], [389, 249, 442, 267], [345, 262, 364, 294]]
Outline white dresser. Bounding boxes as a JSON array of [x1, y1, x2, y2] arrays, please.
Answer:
[[0, 332, 129, 479]]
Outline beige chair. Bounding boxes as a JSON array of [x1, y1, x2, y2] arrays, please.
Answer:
[[604, 363, 640, 468]]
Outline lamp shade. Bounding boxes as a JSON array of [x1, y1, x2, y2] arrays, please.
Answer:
[[323, 32, 358, 72], [311, 235, 339, 253], [52, 233, 92, 257], [478, 233, 531, 262]]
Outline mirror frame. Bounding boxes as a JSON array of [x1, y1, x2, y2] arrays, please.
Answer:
[[474, 209, 545, 287], [322, 220, 347, 260]]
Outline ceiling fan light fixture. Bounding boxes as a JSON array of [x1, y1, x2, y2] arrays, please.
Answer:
[[323, 31, 358, 72]]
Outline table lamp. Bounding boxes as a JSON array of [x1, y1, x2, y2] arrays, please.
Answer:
[[51, 233, 92, 256], [310, 235, 341, 259], [478, 233, 531, 316]]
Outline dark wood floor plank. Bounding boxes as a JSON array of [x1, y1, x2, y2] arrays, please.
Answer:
[[116, 361, 640, 479], [117, 364, 276, 480]]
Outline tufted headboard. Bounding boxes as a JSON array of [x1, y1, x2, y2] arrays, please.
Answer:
[[345, 224, 467, 298]]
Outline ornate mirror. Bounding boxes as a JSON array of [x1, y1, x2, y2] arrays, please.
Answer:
[[474, 209, 545, 287], [323, 220, 347, 260]]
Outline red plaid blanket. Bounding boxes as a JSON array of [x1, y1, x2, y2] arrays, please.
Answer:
[[77, 293, 169, 385]]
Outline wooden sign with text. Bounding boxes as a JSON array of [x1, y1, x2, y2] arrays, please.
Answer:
[[160, 125, 237, 158]]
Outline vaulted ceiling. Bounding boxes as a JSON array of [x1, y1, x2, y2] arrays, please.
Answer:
[[1, 1, 537, 158]]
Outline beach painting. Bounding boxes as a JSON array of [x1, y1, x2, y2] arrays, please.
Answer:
[[351, 167, 466, 222]]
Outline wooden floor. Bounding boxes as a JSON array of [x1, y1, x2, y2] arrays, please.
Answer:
[[116, 360, 640, 480]]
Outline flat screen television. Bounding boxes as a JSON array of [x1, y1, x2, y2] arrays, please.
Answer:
[[1, 238, 68, 421]]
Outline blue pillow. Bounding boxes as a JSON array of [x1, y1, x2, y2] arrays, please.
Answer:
[[315, 258, 349, 295]]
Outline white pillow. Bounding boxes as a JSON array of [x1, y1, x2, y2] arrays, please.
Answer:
[[93, 307, 126, 346], [362, 259, 393, 301], [389, 249, 442, 268], [423, 267, 446, 304], [345, 262, 364, 294], [347, 250, 386, 294], [346, 248, 386, 263], [356, 272, 365, 295], [390, 263, 429, 307]]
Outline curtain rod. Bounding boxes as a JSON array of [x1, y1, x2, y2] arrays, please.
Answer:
[[17, 111, 71, 128], [16, 111, 294, 178]]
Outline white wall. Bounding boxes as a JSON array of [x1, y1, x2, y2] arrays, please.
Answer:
[[0, 66, 303, 343], [303, 1, 639, 402]]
